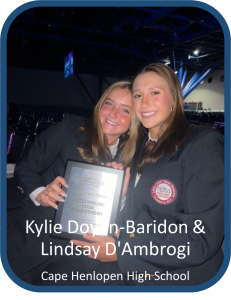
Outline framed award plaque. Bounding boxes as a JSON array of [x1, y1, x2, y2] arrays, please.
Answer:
[[52, 160, 124, 240]]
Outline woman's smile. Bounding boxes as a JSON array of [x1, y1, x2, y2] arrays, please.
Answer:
[[105, 118, 118, 126], [141, 111, 157, 118]]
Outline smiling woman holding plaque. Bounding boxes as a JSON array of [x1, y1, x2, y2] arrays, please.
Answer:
[[7, 81, 142, 284], [30, 63, 223, 287]]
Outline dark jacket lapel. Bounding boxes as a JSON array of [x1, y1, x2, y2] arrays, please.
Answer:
[[125, 136, 147, 220]]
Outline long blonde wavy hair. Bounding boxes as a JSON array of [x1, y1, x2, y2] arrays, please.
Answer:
[[77, 81, 142, 167]]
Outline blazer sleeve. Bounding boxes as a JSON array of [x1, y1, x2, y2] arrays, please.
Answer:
[[14, 114, 82, 197], [116, 129, 224, 274]]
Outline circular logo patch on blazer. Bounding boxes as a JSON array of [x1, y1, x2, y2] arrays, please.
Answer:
[[150, 179, 177, 205]]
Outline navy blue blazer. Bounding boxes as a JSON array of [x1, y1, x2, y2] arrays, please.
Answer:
[[14, 114, 87, 196], [7, 114, 127, 274], [117, 126, 224, 286]]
